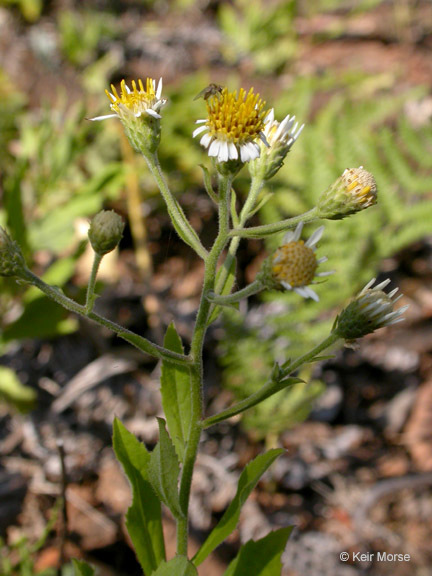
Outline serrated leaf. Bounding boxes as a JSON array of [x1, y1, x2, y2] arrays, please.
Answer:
[[148, 418, 183, 519], [72, 559, 95, 576], [193, 449, 284, 565], [112, 418, 165, 574], [223, 527, 292, 576], [161, 323, 191, 462], [152, 556, 198, 576]]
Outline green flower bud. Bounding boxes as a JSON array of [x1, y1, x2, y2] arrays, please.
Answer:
[[0, 227, 27, 278], [333, 278, 408, 341], [317, 167, 377, 220], [88, 210, 124, 256]]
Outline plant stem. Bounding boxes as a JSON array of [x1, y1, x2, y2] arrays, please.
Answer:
[[202, 332, 340, 428], [144, 153, 208, 260], [85, 252, 102, 315], [21, 268, 192, 367], [176, 173, 232, 556], [229, 207, 319, 238], [212, 176, 264, 303], [207, 279, 263, 305]]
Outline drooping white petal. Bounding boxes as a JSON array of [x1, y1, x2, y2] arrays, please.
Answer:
[[228, 142, 238, 160], [306, 225, 324, 248], [208, 139, 221, 157], [88, 114, 118, 121], [146, 108, 162, 119], [200, 133, 212, 148], [219, 140, 229, 162], [193, 125, 208, 138]]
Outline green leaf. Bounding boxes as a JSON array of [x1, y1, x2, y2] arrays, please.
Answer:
[[0, 366, 36, 413], [148, 418, 184, 519], [223, 527, 292, 576], [160, 323, 191, 463], [112, 418, 165, 574], [1, 294, 77, 343], [72, 559, 95, 576], [193, 449, 284, 565], [207, 256, 237, 326], [152, 556, 198, 575], [200, 164, 218, 204]]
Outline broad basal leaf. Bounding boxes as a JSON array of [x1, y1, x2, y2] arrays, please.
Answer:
[[223, 527, 292, 576], [112, 418, 165, 574], [193, 449, 284, 565], [161, 322, 191, 462]]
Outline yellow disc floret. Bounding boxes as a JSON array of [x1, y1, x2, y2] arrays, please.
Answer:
[[272, 241, 318, 288], [341, 167, 377, 208], [205, 87, 267, 144], [106, 79, 159, 118]]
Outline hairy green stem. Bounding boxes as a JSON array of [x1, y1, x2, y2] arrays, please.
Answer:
[[212, 176, 264, 303], [145, 153, 208, 260], [202, 332, 340, 428], [207, 279, 263, 305], [85, 252, 102, 315], [176, 173, 232, 556], [229, 207, 318, 239], [21, 268, 192, 367]]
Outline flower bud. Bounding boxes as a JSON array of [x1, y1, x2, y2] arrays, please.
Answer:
[[0, 227, 27, 277], [317, 167, 377, 220], [88, 210, 124, 256], [332, 278, 408, 341]]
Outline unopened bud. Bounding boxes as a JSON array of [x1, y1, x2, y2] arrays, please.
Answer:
[[88, 210, 124, 256], [332, 278, 408, 341], [0, 228, 27, 278], [317, 167, 377, 220]]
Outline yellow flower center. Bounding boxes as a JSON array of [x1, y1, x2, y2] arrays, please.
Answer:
[[272, 241, 318, 287], [106, 79, 157, 116], [342, 167, 377, 206], [205, 87, 267, 144]]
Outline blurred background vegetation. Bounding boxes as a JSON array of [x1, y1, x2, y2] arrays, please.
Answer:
[[1, 0, 431, 442]]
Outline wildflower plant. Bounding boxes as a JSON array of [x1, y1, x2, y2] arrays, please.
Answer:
[[1, 78, 408, 575]]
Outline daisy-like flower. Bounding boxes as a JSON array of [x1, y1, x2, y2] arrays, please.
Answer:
[[249, 108, 305, 180], [317, 166, 377, 220], [90, 78, 166, 122], [193, 87, 268, 164], [332, 278, 408, 341], [90, 78, 167, 154], [262, 108, 305, 149], [259, 222, 332, 301]]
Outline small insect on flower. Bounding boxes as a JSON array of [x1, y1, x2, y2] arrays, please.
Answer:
[[193, 83, 224, 101]]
